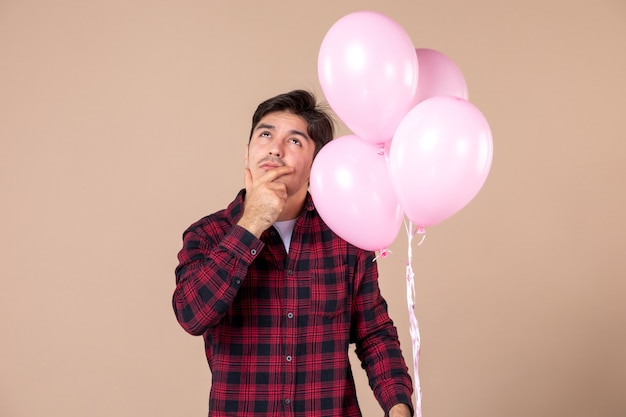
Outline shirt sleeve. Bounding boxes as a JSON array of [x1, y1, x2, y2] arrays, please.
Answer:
[[172, 221, 264, 336], [350, 250, 414, 416]]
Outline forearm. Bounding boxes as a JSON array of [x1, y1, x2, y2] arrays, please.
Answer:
[[173, 225, 263, 335], [352, 251, 414, 414], [355, 323, 414, 414]]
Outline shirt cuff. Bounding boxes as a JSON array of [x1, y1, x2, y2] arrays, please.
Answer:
[[220, 224, 264, 264]]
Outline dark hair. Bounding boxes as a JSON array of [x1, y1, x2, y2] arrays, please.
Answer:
[[249, 90, 335, 156]]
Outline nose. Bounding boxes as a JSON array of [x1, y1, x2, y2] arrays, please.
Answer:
[[269, 140, 283, 157]]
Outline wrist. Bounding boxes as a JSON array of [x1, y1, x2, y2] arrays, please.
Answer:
[[236, 217, 265, 239], [388, 403, 412, 417]]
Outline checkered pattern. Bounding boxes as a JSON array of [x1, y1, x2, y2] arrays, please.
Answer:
[[173, 191, 413, 416]]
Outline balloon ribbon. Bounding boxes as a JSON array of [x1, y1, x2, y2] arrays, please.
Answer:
[[406, 220, 425, 416]]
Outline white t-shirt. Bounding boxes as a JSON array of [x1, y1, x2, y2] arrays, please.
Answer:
[[273, 219, 297, 253]]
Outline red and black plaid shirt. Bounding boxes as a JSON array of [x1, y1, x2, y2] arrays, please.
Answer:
[[173, 191, 413, 416]]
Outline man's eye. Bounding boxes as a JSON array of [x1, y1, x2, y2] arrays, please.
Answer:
[[260, 132, 271, 138], [289, 138, 302, 146]]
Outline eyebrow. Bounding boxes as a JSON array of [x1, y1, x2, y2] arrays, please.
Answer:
[[255, 123, 311, 142]]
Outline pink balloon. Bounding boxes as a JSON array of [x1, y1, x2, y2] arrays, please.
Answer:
[[388, 96, 493, 228], [413, 48, 468, 105], [310, 135, 404, 251], [318, 11, 418, 144]]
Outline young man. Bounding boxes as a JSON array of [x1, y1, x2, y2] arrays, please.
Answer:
[[173, 90, 413, 416]]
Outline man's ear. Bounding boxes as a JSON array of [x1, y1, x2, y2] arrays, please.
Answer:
[[244, 145, 249, 168]]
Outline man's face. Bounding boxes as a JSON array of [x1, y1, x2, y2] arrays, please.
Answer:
[[245, 111, 315, 198]]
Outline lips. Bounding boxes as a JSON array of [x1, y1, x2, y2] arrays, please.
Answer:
[[258, 157, 285, 170], [260, 162, 281, 168]]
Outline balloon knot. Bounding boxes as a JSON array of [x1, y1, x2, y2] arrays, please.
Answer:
[[373, 248, 392, 262], [412, 225, 427, 246]]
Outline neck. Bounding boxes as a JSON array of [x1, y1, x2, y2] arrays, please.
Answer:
[[278, 189, 307, 221]]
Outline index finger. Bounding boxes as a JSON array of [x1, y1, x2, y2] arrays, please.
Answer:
[[262, 165, 294, 182]]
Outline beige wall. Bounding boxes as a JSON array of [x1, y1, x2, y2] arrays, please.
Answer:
[[1, 1, 625, 416]]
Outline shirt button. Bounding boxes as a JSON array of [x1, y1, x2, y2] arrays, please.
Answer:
[[284, 398, 291, 405], [250, 249, 257, 255], [287, 312, 294, 319], [234, 279, 241, 285], [287, 269, 293, 275], [286, 355, 292, 362]]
